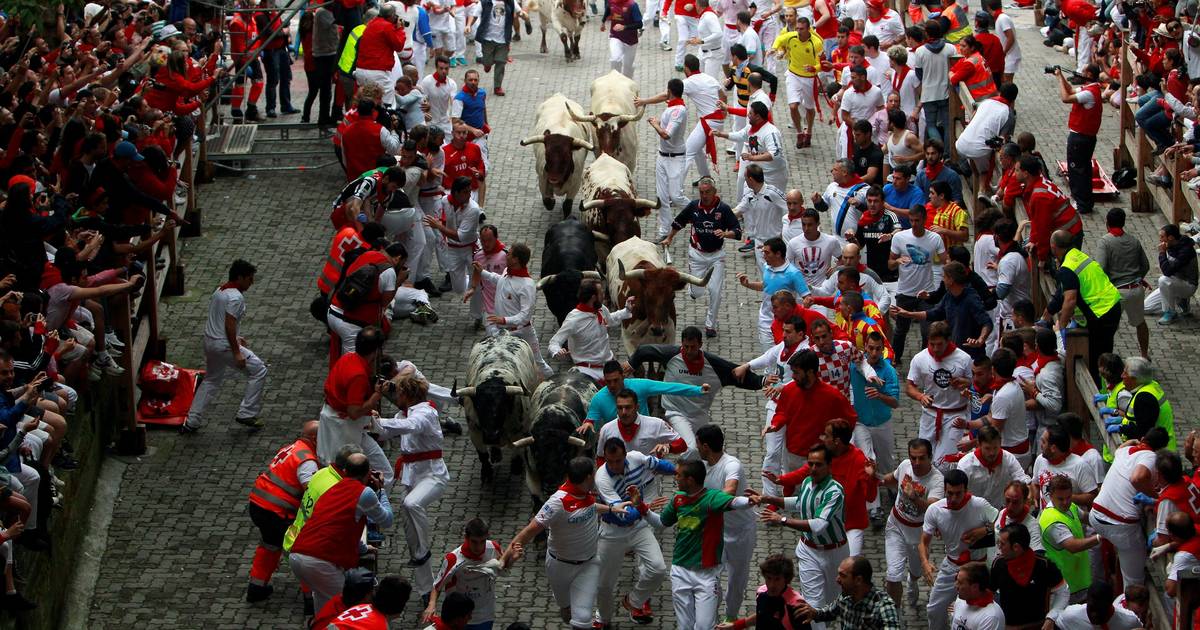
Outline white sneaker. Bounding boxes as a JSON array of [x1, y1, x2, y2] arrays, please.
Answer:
[[105, 331, 126, 349], [94, 356, 125, 377]]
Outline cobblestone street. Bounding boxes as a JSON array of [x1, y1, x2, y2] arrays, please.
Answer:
[[83, 8, 1200, 629]]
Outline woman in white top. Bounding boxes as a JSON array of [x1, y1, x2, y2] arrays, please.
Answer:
[[884, 108, 922, 174]]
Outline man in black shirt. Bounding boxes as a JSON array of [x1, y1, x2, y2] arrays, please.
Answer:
[[990, 523, 1068, 625], [662, 176, 742, 338], [850, 119, 884, 186], [854, 186, 900, 282], [893, 261, 992, 359]]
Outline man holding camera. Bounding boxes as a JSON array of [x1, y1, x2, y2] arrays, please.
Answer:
[[356, 4, 409, 108], [954, 83, 1017, 193], [1057, 64, 1102, 215]]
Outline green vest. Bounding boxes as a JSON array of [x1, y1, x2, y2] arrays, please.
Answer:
[[1039, 503, 1091, 593], [1060, 248, 1121, 320], [283, 465, 342, 551], [337, 24, 367, 75], [1102, 380, 1127, 463], [1128, 380, 1176, 451]]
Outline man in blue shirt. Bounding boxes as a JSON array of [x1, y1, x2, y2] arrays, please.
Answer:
[[0, 352, 47, 551], [736, 237, 810, 352], [850, 330, 900, 525], [579, 360, 708, 432], [882, 165, 926, 229]]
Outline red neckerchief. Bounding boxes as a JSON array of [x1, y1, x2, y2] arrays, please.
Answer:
[[682, 353, 705, 375], [463, 85, 479, 96], [974, 447, 1001, 473], [965, 591, 995, 608], [617, 420, 639, 443], [844, 173, 864, 187], [461, 539, 485, 560], [1128, 443, 1153, 455], [925, 161, 944, 182], [1001, 504, 1028, 527], [892, 64, 910, 93], [1070, 439, 1095, 456], [558, 480, 596, 510], [575, 302, 605, 324], [858, 208, 883, 227], [428, 616, 453, 630], [509, 268, 531, 278], [1108, 227, 1125, 237], [219, 282, 240, 291], [666, 97, 686, 108], [701, 6, 718, 17], [947, 491, 974, 510], [779, 341, 800, 362], [930, 342, 958, 362], [1017, 353, 1037, 369], [1004, 548, 1037, 587], [1034, 354, 1059, 374], [1046, 448, 1069, 466], [434, 72, 448, 86], [748, 118, 768, 135], [482, 239, 506, 255]]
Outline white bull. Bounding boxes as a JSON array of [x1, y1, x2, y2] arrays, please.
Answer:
[[570, 70, 643, 173], [578, 154, 657, 264], [520, 93, 594, 217], [605, 237, 711, 354], [528, 0, 586, 60]]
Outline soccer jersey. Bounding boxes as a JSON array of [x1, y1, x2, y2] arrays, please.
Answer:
[[660, 488, 737, 569], [595, 451, 675, 531], [784, 475, 846, 547]]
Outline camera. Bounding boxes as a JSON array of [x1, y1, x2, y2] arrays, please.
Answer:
[[1044, 64, 1060, 75], [985, 136, 1005, 149]]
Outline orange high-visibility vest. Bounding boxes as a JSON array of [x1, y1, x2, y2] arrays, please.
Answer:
[[953, 53, 998, 102], [317, 227, 365, 296], [248, 439, 319, 519]]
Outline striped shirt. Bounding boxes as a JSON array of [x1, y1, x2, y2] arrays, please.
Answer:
[[784, 474, 847, 547], [594, 451, 676, 532]]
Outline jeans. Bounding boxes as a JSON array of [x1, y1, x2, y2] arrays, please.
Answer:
[[892, 293, 931, 362], [922, 98, 950, 144], [1066, 131, 1097, 214], [1135, 95, 1173, 149], [261, 47, 294, 113], [303, 55, 336, 122]]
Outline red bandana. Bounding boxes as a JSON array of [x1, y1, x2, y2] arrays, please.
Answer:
[[682, 353, 705, 375], [748, 118, 768, 135], [435, 72, 448, 86], [925, 161, 944, 183], [1034, 353, 1059, 374], [1069, 439, 1095, 456], [1001, 504, 1028, 526], [575, 302, 605, 324], [930, 342, 958, 362], [974, 447, 1001, 473], [463, 85, 479, 96], [1128, 443, 1154, 455], [219, 282, 240, 291], [947, 491, 974, 510], [482, 238, 507, 255], [892, 64, 910, 93], [509, 268, 531, 278], [965, 592, 995, 608], [780, 342, 800, 362], [859, 208, 883, 227], [667, 97, 686, 108], [461, 538, 485, 560], [1005, 548, 1037, 587], [558, 480, 595, 510], [1046, 449, 1069, 466], [1108, 227, 1125, 237], [618, 421, 639, 443]]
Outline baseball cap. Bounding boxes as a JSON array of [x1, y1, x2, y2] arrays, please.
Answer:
[[114, 141, 144, 161], [156, 25, 181, 41], [974, 10, 992, 26]]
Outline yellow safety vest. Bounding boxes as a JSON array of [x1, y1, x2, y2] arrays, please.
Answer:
[[337, 24, 368, 75], [283, 465, 343, 552], [1123, 380, 1176, 451], [1039, 503, 1092, 593], [1060, 248, 1121, 321]]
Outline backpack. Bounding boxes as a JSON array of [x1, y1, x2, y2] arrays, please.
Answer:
[[333, 248, 386, 310]]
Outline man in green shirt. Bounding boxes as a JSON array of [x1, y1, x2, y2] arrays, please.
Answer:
[[645, 460, 756, 630]]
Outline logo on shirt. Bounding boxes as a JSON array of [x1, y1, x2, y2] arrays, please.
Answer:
[[933, 367, 953, 388], [906, 243, 931, 266]]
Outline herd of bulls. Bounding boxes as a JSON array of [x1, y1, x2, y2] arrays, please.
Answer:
[[452, 70, 718, 506]]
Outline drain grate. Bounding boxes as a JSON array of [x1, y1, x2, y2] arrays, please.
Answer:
[[208, 124, 258, 156]]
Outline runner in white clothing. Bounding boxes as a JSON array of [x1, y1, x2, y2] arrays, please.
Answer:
[[660, 329, 723, 460], [950, 562, 1006, 630], [1090, 429, 1169, 588], [919, 469, 999, 630], [423, 518, 519, 627], [786, 209, 843, 290], [1046, 582, 1143, 629], [880, 438, 944, 608], [954, 426, 1030, 510], [713, 101, 788, 197], [697, 425, 758, 621], [637, 57, 728, 181], [547, 280, 634, 381], [416, 57, 458, 134], [596, 390, 687, 459], [1031, 425, 1100, 512], [467, 242, 553, 376], [649, 79, 692, 240], [732, 170, 787, 270], [905, 322, 972, 470], [732, 315, 804, 496], [693, 0, 725, 79]]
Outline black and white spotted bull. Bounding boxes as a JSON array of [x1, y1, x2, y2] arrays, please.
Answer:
[[521, 93, 594, 217], [568, 70, 643, 173], [452, 334, 542, 482], [511, 371, 597, 505], [538, 218, 602, 325], [606, 237, 712, 354]]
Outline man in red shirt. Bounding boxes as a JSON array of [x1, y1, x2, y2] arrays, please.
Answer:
[[971, 12, 1005, 85], [1017, 155, 1082, 265], [354, 4, 408, 107], [441, 127, 485, 200], [327, 575, 413, 629], [317, 326, 394, 484], [763, 349, 857, 472]]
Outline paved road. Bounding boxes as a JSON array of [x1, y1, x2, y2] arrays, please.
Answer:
[[83, 9, 1198, 630]]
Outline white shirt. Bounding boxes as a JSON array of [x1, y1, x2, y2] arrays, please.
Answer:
[[734, 183, 787, 242], [972, 234, 999, 287], [697, 10, 724, 50], [683, 72, 723, 117], [1048, 603, 1141, 629], [727, 121, 788, 189], [480, 0, 508, 43], [781, 214, 805, 244], [535, 488, 600, 562], [839, 85, 884, 124], [416, 74, 459, 132], [889, 459, 944, 538], [1077, 445, 1107, 488], [822, 180, 871, 241], [951, 599, 1005, 630], [436, 195, 483, 247], [956, 449, 1031, 510], [995, 506, 1044, 551], [426, 0, 455, 30], [994, 11, 1021, 70], [739, 28, 763, 65], [1170, 550, 1200, 581], [991, 380, 1027, 450], [662, 353, 721, 419], [786, 232, 842, 288], [895, 66, 921, 117], [479, 270, 537, 330], [956, 98, 1011, 160], [747, 341, 800, 411], [1032, 453, 1099, 511], [890, 228, 945, 296], [659, 102, 690, 154], [863, 11, 905, 48], [548, 306, 631, 366], [204, 287, 244, 348], [432, 539, 504, 623], [595, 450, 672, 532], [813, 269, 891, 314], [922, 495, 999, 564], [596, 414, 681, 456], [705, 453, 755, 530], [1094, 444, 1157, 523], [996, 251, 1030, 320], [376, 401, 450, 486], [841, 0, 866, 22], [907, 347, 972, 410]]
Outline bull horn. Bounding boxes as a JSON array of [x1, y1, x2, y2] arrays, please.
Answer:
[[537, 274, 558, 289], [567, 103, 597, 124], [454, 386, 477, 398], [519, 135, 546, 146], [450, 378, 457, 397], [618, 260, 646, 281], [511, 436, 535, 448], [591, 231, 610, 243], [617, 106, 646, 123], [581, 270, 603, 280], [572, 137, 594, 151], [567, 436, 586, 447], [679, 267, 714, 287], [504, 385, 528, 397], [582, 199, 607, 210], [633, 198, 660, 209]]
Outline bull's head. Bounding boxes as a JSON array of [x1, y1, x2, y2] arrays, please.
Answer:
[[582, 196, 658, 245], [618, 260, 712, 338], [455, 376, 529, 445], [570, 106, 644, 158], [512, 406, 588, 499], [520, 130, 592, 187], [538, 270, 604, 325]]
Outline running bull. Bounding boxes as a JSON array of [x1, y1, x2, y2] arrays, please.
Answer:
[[511, 371, 597, 505], [538, 218, 603, 325], [579, 153, 658, 264], [606, 236, 712, 355], [569, 70, 644, 173], [452, 333, 541, 482], [521, 93, 594, 217]]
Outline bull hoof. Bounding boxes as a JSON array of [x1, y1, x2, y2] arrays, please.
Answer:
[[540, 44, 548, 53], [489, 446, 503, 462], [561, 198, 574, 218], [543, 197, 555, 211], [509, 454, 524, 475]]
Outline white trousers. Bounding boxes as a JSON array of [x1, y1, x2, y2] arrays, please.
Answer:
[[354, 68, 396, 107], [685, 119, 723, 179], [723, 524, 757, 620], [884, 520, 923, 582], [687, 247, 725, 330], [317, 404, 395, 486], [918, 407, 966, 471], [794, 541, 848, 630], [545, 553, 601, 628], [327, 309, 364, 356], [9, 464, 39, 532], [670, 564, 722, 630], [609, 38, 637, 78], [1144, 275, 1197, 314], [382, 209, 426, 274], [416, 196, 447, 281], [665, 410, 710, 461], [398, 473, 448, 595], [926, 559, 960, 630], [701, 48, 723, 81], [444, 246, 474, 294], [186, 340, 267, 427], [391, 286, 432, 319], [1089, 512, 1146, 587], [596, 525, 668, 623], [674, 16, 699, 67], [653, 3, 672, 44], [487, 324, 554, 376], [289, 553, 346, 613], [453, 11, 468, 57], [656, 155, 690, 239], [851, 422, 895, 478], [761, 405, 784, 496]]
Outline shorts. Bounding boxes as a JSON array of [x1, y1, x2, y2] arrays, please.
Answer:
[[432, 29, 455, 49], [1118, 285, 1146, 328], [786, 72, 817, 109]]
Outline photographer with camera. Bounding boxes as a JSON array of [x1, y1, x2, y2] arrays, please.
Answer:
[[355, 4, 410, 108], [1056, 63, 1103, 215], [340, 99, 403, 181], [954, 82, 1017, 196]]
